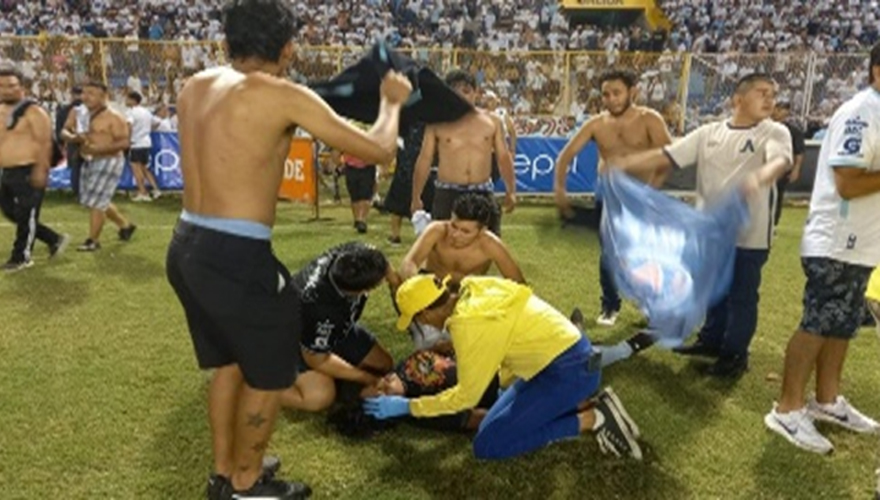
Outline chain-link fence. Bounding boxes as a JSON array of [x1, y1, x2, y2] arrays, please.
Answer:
[[0, 36, 871, 136]]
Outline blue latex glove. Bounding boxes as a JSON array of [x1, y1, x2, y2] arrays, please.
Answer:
[[363, 396, 411, 420]]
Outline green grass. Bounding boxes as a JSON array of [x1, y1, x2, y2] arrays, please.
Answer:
[[1, 193, 878, 499]]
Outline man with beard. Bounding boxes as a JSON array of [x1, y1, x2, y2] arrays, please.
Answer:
[[554, 69, 673, 329], [0, 66, 69, 271]]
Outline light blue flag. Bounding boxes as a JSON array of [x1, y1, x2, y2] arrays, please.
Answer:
[[598, 169, 750, 348]]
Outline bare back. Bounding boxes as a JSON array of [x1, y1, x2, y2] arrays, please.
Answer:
[[177, 67, 295, 227], [433, 110, 498, 185], [0, 103, 43, 168]]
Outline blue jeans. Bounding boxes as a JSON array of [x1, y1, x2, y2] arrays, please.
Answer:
[[473, 337, 601, 460], [697, 248, 769, 359], [597, 200, 621, 313]]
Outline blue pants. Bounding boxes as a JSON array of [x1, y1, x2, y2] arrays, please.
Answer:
[[473, 337, 601, 460], [697, 248, 769, 359], [597, 200, 622, 313]]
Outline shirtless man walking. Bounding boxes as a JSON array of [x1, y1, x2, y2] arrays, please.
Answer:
[[411, 70, 516, 236], [61, 82, 137, 252], [0, 66, 68, 271], [164, 0, 411, 498], [397, 193, 525, 350], [555, 69, 673, 328]]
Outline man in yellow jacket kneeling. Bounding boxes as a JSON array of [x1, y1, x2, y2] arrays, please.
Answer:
[[364, 274, 643, 460]]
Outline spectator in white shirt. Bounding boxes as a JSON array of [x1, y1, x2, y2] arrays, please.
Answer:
[[125, 91, 161, 201]]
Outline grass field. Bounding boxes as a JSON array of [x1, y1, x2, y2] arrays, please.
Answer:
[[1, 193, 878, 500]]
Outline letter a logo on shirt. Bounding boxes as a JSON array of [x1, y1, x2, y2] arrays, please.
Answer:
[[740, 139, 755, 154]]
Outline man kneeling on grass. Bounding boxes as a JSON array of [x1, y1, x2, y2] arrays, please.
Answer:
[[280, 242, 397, 412], [364, 274, 644, 460], [397, 192, 525, 352]]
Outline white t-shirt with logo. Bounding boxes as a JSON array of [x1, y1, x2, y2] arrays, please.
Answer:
[[664, 119, 793, 250], [801, 88, 880, 267], [126, 105, 154, 149]]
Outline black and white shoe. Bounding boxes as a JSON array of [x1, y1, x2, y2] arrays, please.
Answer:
[[50, 233, 71, 259], [2, 259, 33, 273], [76, 239, 101, 252], [625, 330, 656, 355], [206, 456, 285, 500], [594, 387, 642, 460], [222, 475, 311, 500], [597, 387, 641, 439]]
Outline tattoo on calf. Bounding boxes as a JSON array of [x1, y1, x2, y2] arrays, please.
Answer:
[[246, 412, 267, 429], [252, 440, 269, 453]]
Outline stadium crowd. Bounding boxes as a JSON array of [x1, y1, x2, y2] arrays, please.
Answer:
[[0, 0, 876, 136]]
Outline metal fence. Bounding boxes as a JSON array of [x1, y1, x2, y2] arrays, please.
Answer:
[[0, 36, 869, 135]]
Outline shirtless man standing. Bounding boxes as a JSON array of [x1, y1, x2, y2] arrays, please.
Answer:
[[397, 193, 525, 350], [411, 70, 516, 236], [61, 82, 137, 252], [164, 1, 411, 498], [555, 69, 673, 328], [0, 66, 68, 271]]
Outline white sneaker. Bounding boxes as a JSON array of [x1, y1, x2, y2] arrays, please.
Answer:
[[132, 193, 152, 202], [596, 310, 619, 327], [808, 395, 880, 434], [764, 404, 834, 454], [151, 190, 162, 200]]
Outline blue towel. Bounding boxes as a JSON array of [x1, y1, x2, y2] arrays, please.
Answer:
[[598, 169, 750, 348]]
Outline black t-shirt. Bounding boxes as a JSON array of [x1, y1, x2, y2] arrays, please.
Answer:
[[291, 242, 369, 354], [784, 121, 806, 157]]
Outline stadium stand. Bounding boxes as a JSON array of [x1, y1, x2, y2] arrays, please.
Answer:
[[0, 0, 874, 136]]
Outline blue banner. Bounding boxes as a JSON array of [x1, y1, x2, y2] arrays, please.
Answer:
[[495, 136, 599, 194], [49, 133, 597, 194], [49, 132, 183, 191]]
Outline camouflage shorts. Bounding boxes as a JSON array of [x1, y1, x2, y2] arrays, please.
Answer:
[[799, 257, 873, 339]]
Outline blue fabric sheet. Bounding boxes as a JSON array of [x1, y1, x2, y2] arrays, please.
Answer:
[[598, 169, 750, 348]]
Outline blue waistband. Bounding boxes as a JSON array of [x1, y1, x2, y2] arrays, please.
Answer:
[[180, 209, 272, 240], [434, 179, 495, 192]]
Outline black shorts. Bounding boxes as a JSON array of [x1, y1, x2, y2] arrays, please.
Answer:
[[345, 165, 377, 202], [129, 147, 150, 165], [166, 220, 302, 390], [799, 257, 873, 339], [432, 186, 501, 236], [305, 325, 377, 369]]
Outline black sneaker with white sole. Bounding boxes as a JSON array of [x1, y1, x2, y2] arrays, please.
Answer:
[[222, 475, 311, 500], [50, 233, 71, 259], [594, 388, 643, 460], [76, 239, 101, 252], [625, 330, 656, 355], [597, 387, 641, 439], [2, 259, 34, 272], [206, 456, 285, 500]]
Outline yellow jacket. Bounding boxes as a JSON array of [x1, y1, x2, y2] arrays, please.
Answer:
[[867, 267, 880, 302], [409, 277, 582, 418]]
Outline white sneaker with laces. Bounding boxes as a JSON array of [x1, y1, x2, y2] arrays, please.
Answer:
[[808, 395, 880, 434], [764, 404, 834, 454], [596, 310, 619, 327]]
